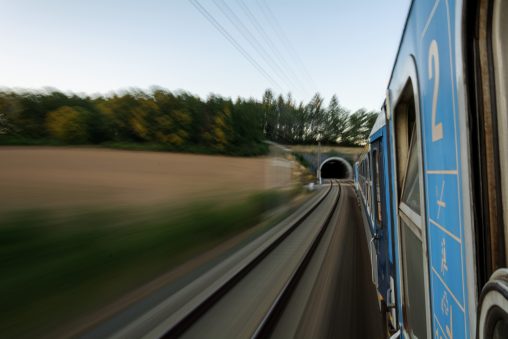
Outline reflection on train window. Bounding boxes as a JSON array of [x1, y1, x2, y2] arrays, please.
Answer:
[[402, 129, 421, 215], [394, 81, 428, 338], [400, 218, 427, 338]]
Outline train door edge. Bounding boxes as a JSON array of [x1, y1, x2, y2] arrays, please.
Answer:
[[470, 0, 508, 336]]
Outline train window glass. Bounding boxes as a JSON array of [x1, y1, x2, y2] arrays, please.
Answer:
[[395, 99, 416, 195], [401, 130, 421, 215], [400, 217, 427, 339]]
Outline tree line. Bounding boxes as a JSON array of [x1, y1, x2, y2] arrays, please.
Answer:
[[0, 88, 378, 155]]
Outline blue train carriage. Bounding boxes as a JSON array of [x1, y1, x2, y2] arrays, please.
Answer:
[[383, 0, 508, 338], [354, 111, 399, 333], [385, 1, 472, 337], [366, 111, 399, 334]]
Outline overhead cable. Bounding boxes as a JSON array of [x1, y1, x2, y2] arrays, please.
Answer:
[[257, 0, 318, 92], [189, 0, 283, 92], [213, 0, 303, 95], [237, 0, 311, 97]]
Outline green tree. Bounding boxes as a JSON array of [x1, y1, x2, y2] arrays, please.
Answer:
[[152, 90, 193, 146], [0, 93, 21, 136], [305, 93, 325, 143], [0, 87, 381, 154], [46, 106, 89, 144], [231, 99, 264, 147], [262, 89, 277, 141], [342, 109, 379, 146], [322, 95, 348, 144]]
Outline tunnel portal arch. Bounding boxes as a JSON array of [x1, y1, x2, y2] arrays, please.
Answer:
[[318, 156, 352, 182]]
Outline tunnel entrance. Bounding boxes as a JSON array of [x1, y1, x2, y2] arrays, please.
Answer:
[[319, 157, 352, 180]]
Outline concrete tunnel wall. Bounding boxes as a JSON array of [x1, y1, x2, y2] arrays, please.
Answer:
[[318, 157, 353, 182]]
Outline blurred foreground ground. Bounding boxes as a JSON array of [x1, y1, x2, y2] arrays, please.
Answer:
[[0, 147, 297, 211], [0, 146, 305, 338]]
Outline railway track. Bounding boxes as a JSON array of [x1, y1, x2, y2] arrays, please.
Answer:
[[101, 180, 343, 339]]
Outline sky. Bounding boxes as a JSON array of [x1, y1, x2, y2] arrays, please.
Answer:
[[0, 0, 410, 112]]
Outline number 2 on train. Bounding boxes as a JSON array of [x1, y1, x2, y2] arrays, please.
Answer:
[[428, 39, 443, 142]]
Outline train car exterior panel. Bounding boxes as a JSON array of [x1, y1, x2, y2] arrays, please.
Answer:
[[355, 0, 508, 337], [393, 1, 472, 338], [353, 0, 485, 337], [416, 1, 473, 337]]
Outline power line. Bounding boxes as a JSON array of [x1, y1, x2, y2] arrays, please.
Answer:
[[189, 0, 283, 92], [236, 0, 311, 97], [212, 0, 300, 94], [256, 0, 318, 92]]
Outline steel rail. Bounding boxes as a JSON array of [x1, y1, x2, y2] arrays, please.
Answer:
[[251, 180, 342, 338], [160, 182, 335, 338]]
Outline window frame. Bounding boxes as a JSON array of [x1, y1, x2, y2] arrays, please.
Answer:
[[390, 68, 432, 339], [399, 128, 422, 230]]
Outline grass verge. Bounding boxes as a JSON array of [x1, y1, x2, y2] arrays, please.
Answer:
[[0, 188, 296, 338]]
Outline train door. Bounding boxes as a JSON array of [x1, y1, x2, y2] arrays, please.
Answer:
[[393, 81, 430, 338]]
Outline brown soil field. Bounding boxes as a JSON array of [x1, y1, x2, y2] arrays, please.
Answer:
[[0, 147, 291, 212]]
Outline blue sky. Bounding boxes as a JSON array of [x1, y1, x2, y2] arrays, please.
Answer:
[[0, 0, 410, 111]]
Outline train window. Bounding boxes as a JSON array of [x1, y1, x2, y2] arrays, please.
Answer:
[[394, 81, 428, 338]]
